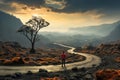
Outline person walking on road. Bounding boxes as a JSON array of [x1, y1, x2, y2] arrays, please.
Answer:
[[61, 51, 66, 67]]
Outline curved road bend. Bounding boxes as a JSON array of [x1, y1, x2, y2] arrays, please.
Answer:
[[0, 43, 101, 75]]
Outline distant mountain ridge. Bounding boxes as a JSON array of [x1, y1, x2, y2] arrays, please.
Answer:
[[41, 21, 120, 47], [104, 24, 120, 41], [70, 21, 120, 36], [0, 10, 120, 48]]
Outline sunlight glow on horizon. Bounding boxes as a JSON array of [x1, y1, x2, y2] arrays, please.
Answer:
[[32, 14, 39, 17], [5, 2, 119, 33]]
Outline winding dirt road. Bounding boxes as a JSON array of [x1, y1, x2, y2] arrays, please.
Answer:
[[0, 43, 101, 75]]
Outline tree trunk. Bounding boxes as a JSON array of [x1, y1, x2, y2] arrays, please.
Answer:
[[30, 42, 35, 53]]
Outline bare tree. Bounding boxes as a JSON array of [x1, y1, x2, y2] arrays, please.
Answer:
[[17, 16, 49, 53]]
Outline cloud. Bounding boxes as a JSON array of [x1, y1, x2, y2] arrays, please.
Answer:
[[3, 0, 45, 8], [0, 0, 45, 13], [0, 0, 120, 24], [1, 0, 66, 11], [0, 0, 66, 12], [46, 0, 120, 21], [1, 0, 120, 15], [45, 0, 66, 9], [0, 1, 16, 12], [50, 0, 120, 13]]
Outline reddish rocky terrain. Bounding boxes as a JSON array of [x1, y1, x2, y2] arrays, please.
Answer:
[[0, 41, 85, 66], [96, 69, 120, 80], [0, 41, 120, 80], [74, 41, 120, 80]]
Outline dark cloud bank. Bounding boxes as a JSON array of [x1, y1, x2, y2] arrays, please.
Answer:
[[3, 0, 45, 7], [1, 0, 120, 13], [55, 0, 120, 13], [0, 0, 120, 20]]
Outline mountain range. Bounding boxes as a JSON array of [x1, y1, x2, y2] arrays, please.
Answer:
[[0, 11, 120, 48], [69, 21, 120, 37], [104, 23, 120, 41], [41, 22, 120, 47]]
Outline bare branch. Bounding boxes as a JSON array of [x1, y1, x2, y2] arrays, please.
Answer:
[[17, 16, 50, 53]]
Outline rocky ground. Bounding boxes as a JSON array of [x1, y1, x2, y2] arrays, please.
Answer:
[[0, 41, 85, 66], [0, 41, 120, 80], [74, 41, 120, 80], [75, 41, 120, 69], [0, 66, 119, 80]]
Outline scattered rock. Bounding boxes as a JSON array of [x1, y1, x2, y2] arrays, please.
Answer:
[[40, 77, 63, 80], [96, 69, 120, 80], [71, 67, 79, 72], [69, 73, 78, 80], [14, 72, 22, 78], [38, 72, 49, 77], [38, 69, 49, 77], [26, 71, 33, 75], [39, 69, 48, 73], [10, 72, 22, 79], [79, 67, 86, 72], [4, 74, 12, 77], [84, 74, 94, 80]]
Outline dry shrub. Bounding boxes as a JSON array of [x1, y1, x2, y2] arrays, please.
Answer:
[[3, 60, 12, 64], [3, 57, 24, 65], [23, 57, 31, 62], [40, 77, 64, 80], [27, 61, 37, 65], [96, 69, 120, 80], [115, 57, 120, 63], [11, 57, 20, 62], [39, 61, 49, 65], [0, 59, 4, 62]]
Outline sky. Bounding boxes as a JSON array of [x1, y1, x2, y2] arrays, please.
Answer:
[[0, 0, 120, 32]]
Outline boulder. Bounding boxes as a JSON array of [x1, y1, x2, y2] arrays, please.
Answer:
[[38, 69, 49, 77], [71, 67, 79, 72], [84, 74, 94, 80], [26, 71, 33, 75], [39, 69, 48, 73]]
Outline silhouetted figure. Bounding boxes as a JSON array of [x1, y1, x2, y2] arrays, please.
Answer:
[[61, 51, 66, 67]]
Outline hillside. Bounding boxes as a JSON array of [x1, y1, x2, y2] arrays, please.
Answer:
[[0, 11, 23, 40], [69, 21, 120, 36], [95, 42, 120, 54], [41, 20, 120, 47], [75, 41, 120, 70], [0, 41, 85, 66], [0, 10, 120, 48], [0, 11, 52, 48], [104, 24, 120, 41], [41, 32, 101, 47]]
